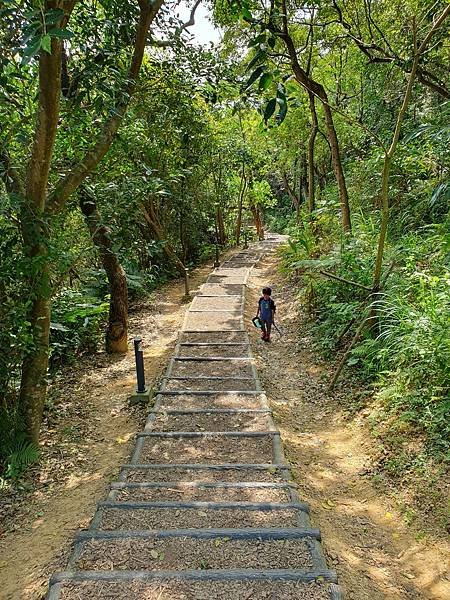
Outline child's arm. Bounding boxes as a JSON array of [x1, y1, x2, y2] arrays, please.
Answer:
[[256, 301, 260, 317], [272, 300, 276, 322]]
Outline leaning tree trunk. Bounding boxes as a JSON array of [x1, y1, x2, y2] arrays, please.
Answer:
[[217, 205, 226, 246], [15, 0, 164, 442], [79, 191, 128, 353], [140, 200, 186, 275], [250, 204, 264, 240], [276, 3, 352, 233], [236, 165, 247, 244], [321, 99, 351, 231], [307, 91, 318, 213]]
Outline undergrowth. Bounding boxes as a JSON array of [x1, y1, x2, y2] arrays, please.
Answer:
[[277, 209, 449, 530]]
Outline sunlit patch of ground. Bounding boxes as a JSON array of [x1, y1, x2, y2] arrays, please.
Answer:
[[0, 256, 230, 600], [246, 252, 450, 600]]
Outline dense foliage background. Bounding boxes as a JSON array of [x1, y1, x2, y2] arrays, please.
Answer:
[[0, 0, 448, 529]]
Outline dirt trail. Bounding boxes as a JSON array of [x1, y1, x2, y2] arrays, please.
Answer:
[[245, 253, 450, 600], [0, 260, 222, 600]]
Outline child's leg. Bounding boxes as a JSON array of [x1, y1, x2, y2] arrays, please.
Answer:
[[260, 321, 267, 339], [265, 322, 272, 341]]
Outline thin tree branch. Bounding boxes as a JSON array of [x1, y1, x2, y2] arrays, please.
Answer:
[[319, 270, 372, 291], [149, 0, 202, 47]]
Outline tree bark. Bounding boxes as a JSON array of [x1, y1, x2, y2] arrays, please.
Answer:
[[140, 200, 186, 275], [79, 190, 128, 353], [236, 165, 247, 244], [16, 0, 165, 441], [307, 91, 318, 213], [275, 1, 352, 233], [250, 204, 264, 240], [19, 22, 63, 443], [217, 204, 226, 246]]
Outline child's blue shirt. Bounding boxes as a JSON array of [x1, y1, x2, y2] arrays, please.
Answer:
[[258, 296, 276, 323]]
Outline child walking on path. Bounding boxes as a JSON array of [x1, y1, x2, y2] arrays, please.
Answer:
[[256, 287, 276, 342]]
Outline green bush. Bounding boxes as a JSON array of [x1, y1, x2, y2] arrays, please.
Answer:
[[280, 209, 449, 461], [50, 290, 109, 367], [0, 408, 39, 480]]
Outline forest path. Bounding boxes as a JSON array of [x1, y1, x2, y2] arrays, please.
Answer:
[[246, 252, 450, 600], [46, 236, 342, 599], [0, 253, 239, 600]]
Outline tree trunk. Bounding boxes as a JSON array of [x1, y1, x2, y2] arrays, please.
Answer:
[[321, 99, 351, 231], [18, 255, 51, 443], [236, 165, 246, 244], [372, 8, 449, 294], [19, 25, 63, 443], [217, 205, 226, 246], [250, 204, 264, 240], [276, 4, 352, 233], [140, 200, 186, 275], [282, 171, 300, 211], [307, 91, 318, 213], [79, 190, 128, 353]]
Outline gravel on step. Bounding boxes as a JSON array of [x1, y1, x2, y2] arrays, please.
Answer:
[[138, 435, 274, 464], [150, 412, 272, 432], [183, 312, 242, 331], [121, 466, 290, 483], [76, 537, 315, 571], [98, 507, 302, 530], [114, 485, 292, 503], [57, 579, 333, 600], [177, 344, 250, 358], [163, 377, 257, 392], [171, 360, 254, 378], [157, 394, 265, 411], [207, 276, 247, 284], [179, 332, 248, 343], [213, 268, 249, 275], [197, 284, 244, 296], [190, 297, 242, 311]]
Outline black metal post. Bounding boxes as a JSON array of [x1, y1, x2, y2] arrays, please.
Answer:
[[184, 268, 190, 296], [134, 336, 146, 393]]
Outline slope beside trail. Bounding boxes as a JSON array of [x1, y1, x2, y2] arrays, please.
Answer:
[[246, 251, 450, 600], [46, 235, 342, 600]]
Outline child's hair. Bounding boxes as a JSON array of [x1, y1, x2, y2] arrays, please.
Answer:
[[262, 287, 272, 295]]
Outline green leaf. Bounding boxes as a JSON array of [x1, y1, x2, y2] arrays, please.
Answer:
[[277, 97, 288, 124], [248, 33, 266, 47], [21, 36, 42, 65], [241, 6, 252, 20], [277, 84, 286, 101], [41, 34, 52, 54], [264, 98, 277, 122], [49, 28, 74, 39], [44, 8, 64, 25], [246, 51, 266, 72], [243, 66, 264, 90], [259, 73, 273, 91]]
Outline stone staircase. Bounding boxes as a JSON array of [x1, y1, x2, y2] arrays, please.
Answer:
[[46, 236, 342, 599]]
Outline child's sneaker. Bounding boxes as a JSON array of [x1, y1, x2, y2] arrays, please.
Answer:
[[261, 332, 267, 340]]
